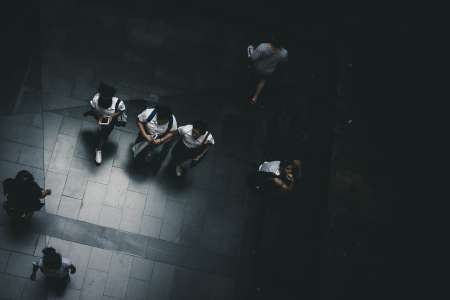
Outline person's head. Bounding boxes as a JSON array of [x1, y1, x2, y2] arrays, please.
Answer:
[[192, 120, 208, 139], [97, 82, 116, 109], [15, 170, 34, 183], [269, 33, 283, 50], [42, 247, 62, 270], [280, 160, 299, 177], [155, 105, 172, 125]]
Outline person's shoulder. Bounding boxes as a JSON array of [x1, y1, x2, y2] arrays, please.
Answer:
[[140, 108, 153, 115], [179, 124, 192, 130]]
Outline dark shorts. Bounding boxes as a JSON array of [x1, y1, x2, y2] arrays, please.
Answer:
[[249, 64, 272, 82], [171, 140, 201, 164]]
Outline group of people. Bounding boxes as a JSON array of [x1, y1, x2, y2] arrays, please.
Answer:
[[0, 36, 298, 287], [83, 82, 215, 177]]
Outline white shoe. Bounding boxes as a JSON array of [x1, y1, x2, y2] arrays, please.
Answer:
[[95, 150, 102, 165], [175, 165, 183, 177]]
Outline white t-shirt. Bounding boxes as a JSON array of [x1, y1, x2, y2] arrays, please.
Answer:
[[35, 257, 73, 279], [258, 161, 281, 176], [90, 93, 125, 117], [251, 43, 288, 75], [137, 108, 177, 137], [177, 125, 215, 149]]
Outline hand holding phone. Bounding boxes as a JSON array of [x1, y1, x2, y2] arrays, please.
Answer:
[[98, 116, 112, 125]]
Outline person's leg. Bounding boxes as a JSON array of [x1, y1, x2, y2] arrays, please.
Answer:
[[95, 124, 114, 164], [171, 141, 193, 176], [251, 79, 266, 104], [96, 124, 114, 150]]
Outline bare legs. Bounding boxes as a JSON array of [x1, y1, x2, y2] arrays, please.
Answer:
[[251, 79, 266, 104]]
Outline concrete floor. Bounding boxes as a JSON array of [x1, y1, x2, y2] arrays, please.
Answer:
[[0, 1, 356, 299]]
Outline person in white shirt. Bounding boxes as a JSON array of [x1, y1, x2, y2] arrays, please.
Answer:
[[132, 105, 177, 164], [30, 247, 76, 284], [170, 120, 215, 176], [254, 159, 301, 193], [248, 36, 288, 105], [83, 83, 126, 165]]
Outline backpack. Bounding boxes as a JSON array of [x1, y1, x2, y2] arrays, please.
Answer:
[[145, 109, 174, 136]]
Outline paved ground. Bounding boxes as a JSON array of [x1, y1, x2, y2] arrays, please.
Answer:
[[0, 86, 270, 300], [0, 1, 340, 299]]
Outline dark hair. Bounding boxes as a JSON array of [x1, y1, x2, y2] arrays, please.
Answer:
[[98, 82, 116, 109], [42, 247, 62, 270], [269, 33, 283, 49], [16, 170, 34, 183], [193, 120, 208, 134], [155, 105, 172, 121]]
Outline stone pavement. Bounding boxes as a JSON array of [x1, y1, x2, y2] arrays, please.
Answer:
[[0, 1, 317, 298], [0, 73, 270, 300]]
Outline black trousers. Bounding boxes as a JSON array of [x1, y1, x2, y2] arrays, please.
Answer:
[[171, 140, 205, 168], [96, 121, 115, 149]]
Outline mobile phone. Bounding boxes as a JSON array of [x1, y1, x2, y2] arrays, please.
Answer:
[[99, 116, 111, 125]]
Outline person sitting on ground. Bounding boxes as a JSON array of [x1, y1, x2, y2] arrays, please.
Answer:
[[30, 247, 76, 283], [2, 170, 50, 221], [83, 82, 126, 165], [248, 35, 288, 105], [132, 105, 178, 164], [253, 159, 301, 193], [170, 120, 215, 177]]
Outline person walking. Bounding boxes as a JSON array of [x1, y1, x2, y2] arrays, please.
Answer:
[[248, 36, 288, 105], [132, 105, 177, 165], [30, 247, 76, 284], [170, 120, 215, 177], [2, 170, 50, 221], [83, 82, 127, 165]]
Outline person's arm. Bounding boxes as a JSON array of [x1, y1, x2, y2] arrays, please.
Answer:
[[271, 177, 295, 192], [193, 144, 211, 161], [136, 120, 153, 142], [68, 264, 76, 274], [155, 130, 177, 144], [40, 189, 51, 198], [30, 262, 39, 280]]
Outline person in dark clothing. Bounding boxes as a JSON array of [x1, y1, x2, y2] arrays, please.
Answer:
[[2, 170, 51, 221]]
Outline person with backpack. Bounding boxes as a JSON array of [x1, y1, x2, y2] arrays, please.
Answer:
[[248, 35, 288, 105], [30, 247, 76, 284], [2, 170, 51, 221], [83, 82, 127, 165], [170, 120, 215, 177], [252, 159, 301, 193], [132, 105, 177, 164]]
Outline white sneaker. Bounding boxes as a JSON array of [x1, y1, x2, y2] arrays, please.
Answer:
[[175, 165, 183, 177], [95, 150, 102, 165]]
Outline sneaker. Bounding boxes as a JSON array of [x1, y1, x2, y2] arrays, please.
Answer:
[[95, 150, 102, 165], [175, 165, 183, 177]]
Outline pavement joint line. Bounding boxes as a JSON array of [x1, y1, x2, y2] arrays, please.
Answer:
[[0, 211, 238, 278]]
